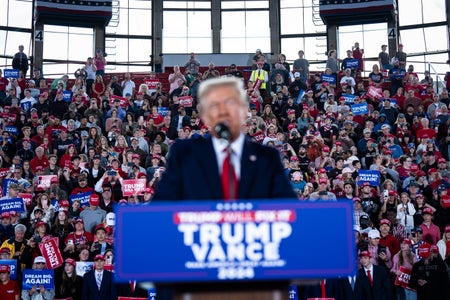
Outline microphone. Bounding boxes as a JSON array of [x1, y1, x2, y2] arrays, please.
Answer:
[[214, 122, 231, 142]]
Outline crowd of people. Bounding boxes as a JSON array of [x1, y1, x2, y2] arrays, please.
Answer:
[[0, 43, 449, 300]]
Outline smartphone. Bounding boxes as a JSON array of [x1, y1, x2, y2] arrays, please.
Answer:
[[107, 170, 117, 176]]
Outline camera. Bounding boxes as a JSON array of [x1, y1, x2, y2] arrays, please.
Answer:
[[32, 234, 42, 243], [107, 170, 117, 176]]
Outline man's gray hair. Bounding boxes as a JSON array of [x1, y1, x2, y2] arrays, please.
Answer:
[[15, 224, 27, 233], [198, 76, 248, 108]]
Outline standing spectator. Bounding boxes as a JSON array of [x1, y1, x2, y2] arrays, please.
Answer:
[[12, 45, 28, 77], [93, 49, 106, 76], [352, 42, 364, 73], [0, 69, 9, 103], [292, 50, 309, 83], [55, 258, 83, 300], [0, 224, 32, 272], [354, 250, 393, 300], [419, 207, 441, 245], [168, 66, 186, 94], [80, 194, 106, 234], [326, 50, 339, 75], [395, 44, 407, 69], [0, 264, 20, 300], [409, 243, 448, 300], [250, 61, 269, 99], [83, 57, 97, 95], [203, 63, 220, 80], [121, 73, 135, 98], [22, 257, 55, 300], [82, 254, 116, 300], [436, 224, 450, 260], [184, 52, 200, 75], [378, 44, 390, 70], [390, 238, 417, 300]]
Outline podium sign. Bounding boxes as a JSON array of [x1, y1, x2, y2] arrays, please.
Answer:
[[115, 200, 356, 282]]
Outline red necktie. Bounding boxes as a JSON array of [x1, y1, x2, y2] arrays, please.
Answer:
[[130, 280, 135, 293], [320, 279, 326, 297], [367, 269, 373, 287], [221, 149, 238, 201]]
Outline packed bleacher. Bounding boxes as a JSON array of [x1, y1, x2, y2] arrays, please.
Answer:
[[0, 45, 450, 299]]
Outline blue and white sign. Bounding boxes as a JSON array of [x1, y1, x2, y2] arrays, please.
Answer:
[[390, 68, 406, 80], [344, 59, 359, 69], [4, 125, 19, 136], [321, 74, 336, 85], [22, 269, 55, 290], [1, 259, 18, 280], [351, 103, 369, 115], [358, 170, 381, 186], [3, 69, 19, 78], [343, 93, 356, 104], [115, 201, 356, 282], [2, 179, 18, 197], [148, 288, 157, 300], [289, 284, 298, 300], [0, 198, 26, 213], [69, 191, 93, 207], [62, 91, 72, 102], [157, 107, 169, 117]]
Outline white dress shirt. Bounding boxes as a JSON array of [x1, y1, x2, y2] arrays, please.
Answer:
[[212, 133, 244, 179]]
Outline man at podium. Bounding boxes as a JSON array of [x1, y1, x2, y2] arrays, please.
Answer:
[[153, 76, 296, 201]]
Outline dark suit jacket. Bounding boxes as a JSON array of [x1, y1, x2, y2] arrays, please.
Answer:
[[116, 282, 149, 298], [82, 269, 117, 300], [354, 265, 393, 300], [153, 136, 296, 200]]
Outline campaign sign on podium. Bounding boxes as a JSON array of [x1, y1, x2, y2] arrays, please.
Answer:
[[115, 200, 356, 282]]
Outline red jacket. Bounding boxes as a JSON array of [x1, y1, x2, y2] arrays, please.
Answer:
[[379, 233, 400, 256], [420, 222, 441, 245], [30, 156, 49, 172]]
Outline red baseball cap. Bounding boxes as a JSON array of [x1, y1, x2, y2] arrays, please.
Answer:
[[419, 243, 430, 258], [50, 177, 59, 184], [422, 207, 433, 215], [94, 254, 105, 261], [445, 225, 450, 233], [322, 146, 330, 152], [430, 245, 439, 253], [361, 182, 371, 187], [359, 250, 371, 258], [401, 238, 412, 247], [429, 168, 438, 174], [0, 247, 11, 255], [438, 158, 446, 163], [353, 197, 361, 203], [74, 218, 84, 224], [36, 221, 46, 228], [89, 194, 100, 206], [335, 141, 342, 146], [0, 265, 10, 273], [410, 164, 419, 172], [318, 168, 327, 174], [318, 178, 328, 184], [59, 200, 70, 207], [132, 154, 140, 159], [0, 212, 10, 219], [290, 156, 299, 162], [65, 258, 76, 267], [288, 124, 296, 131], [379, 219, 391, 227], [144, 187, 154, 194]]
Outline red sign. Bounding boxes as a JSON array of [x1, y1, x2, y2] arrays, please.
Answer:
[[366, 86, 383, 101], [18, 193, 33, 206], [394, 266, 412, 289], [179, 96, 193, 108], [122, 179, 147, 196], [145, 79, 160, 89], [441, 195, 450, 208], [36, 175, 57, 191], [104, 264, 114, 272], [0, 113, 17, 123], [252, 131, 265, 143], [0, 168, 10, 178], [39, 237, 64, 269], [110, 95, 129, 108]]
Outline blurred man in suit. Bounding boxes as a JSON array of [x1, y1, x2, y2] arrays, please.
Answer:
[[355, 250, 393, 300], [82, 254, 116, 300], [153, 76, 296, 201]]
